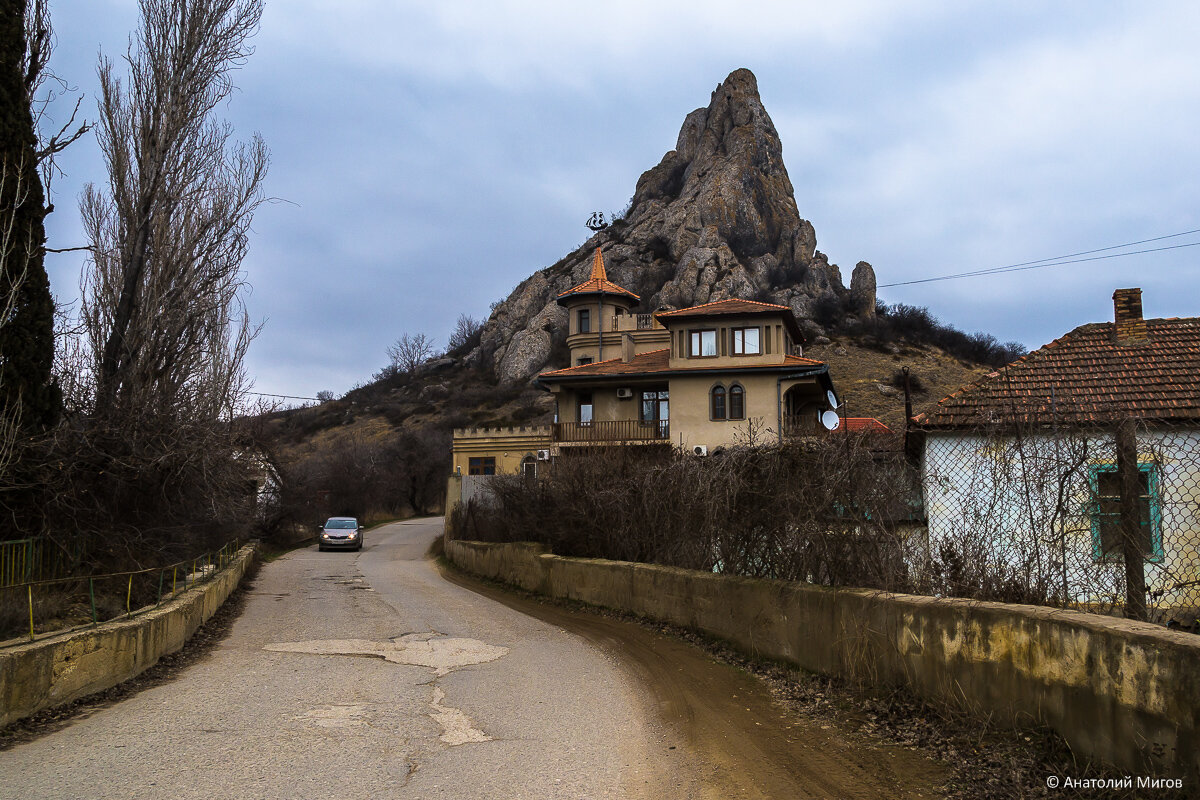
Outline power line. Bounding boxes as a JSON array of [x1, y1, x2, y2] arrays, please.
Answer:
[[878, 228, 1200, 288], [246, 393, 321, 402]]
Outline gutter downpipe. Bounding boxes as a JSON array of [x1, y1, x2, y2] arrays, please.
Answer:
[[776, 376, 784, 444]]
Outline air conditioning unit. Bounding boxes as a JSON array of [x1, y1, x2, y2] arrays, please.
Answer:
[[536, 449, 551, 461], [616, 387, 634, 399], [692, 445, 708, 456]]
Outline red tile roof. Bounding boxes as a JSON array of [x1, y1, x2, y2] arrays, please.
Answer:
[[834, 417, 893, 433], [557, 248, 640, 301], [912, 317, 1200, 428], [653, 297, 806, 344], [653, 297, 790, 319], [538, 349, 825, 380]]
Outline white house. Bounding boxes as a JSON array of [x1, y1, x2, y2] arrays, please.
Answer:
[[910, 289, 1200, 624]]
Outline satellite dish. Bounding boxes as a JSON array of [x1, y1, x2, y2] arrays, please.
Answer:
[[826, 390, 839, 409], [821, 410, 841, 431]]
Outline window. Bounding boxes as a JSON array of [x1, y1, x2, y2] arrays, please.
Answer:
[[1089, 463, 1162, 562], [577, 357, 593, 366], [578, 392, 593, 424], [521, 455, 537, 480], [729, 384, 744, 419], [578, 309, 591, 334], [731, 327, 761, 355], [711, 385, 726, 420], [468, 457, 495, 476], [639, 390, 669, 436], [689, 329, 717, 357]]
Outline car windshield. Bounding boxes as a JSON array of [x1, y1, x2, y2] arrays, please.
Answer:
[[325, 519, 357, 529]]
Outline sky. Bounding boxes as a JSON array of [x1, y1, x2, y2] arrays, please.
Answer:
[[41, 1, 1200, 401]]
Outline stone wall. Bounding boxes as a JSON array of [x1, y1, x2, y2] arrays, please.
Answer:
[[445, 537, 1200, 780], [0, 545, 256, 727]]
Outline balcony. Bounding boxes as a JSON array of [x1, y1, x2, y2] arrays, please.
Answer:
[[553, 419, 670, 444], [610, 313, 663, 332]]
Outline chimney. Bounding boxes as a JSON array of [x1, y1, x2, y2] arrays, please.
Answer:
[[621, 333, 636, 363], [1112, 288, 1149, 345]]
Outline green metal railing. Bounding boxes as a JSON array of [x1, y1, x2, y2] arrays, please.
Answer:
[[0, 538, 246, 646]]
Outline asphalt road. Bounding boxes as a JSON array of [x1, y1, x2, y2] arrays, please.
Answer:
[[0, 519, 690, 799], [0, 519, 946, 799]]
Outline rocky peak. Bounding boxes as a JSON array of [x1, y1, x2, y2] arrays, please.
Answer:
[[474, 68, 876, 383]]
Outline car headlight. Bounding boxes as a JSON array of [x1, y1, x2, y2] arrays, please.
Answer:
[[347, 530, 358, 538]]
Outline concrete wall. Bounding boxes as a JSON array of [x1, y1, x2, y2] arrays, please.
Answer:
[[445, 537, 1200, 780], [0, 545, 256, 727]]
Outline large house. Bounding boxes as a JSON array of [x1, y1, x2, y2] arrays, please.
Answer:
[[910, 288, 1200, 619], [450, 249, 838, 480]]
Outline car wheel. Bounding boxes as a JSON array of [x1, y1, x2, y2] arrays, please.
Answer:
[[318, 544, 325, 552], [357, 540, 363, 551]]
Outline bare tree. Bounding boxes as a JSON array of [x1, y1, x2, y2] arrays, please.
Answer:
[[447, 313, 483, 352], [386, 332, 436, 375], [79, 0, 267, 420], [35, 0, 271, 567]]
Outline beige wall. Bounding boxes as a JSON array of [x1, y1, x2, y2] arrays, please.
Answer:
[[451, 427, 553, 476], [0, 545, 256, 727], [445, 537, 1200, 780], [665, 314, 792, 369]]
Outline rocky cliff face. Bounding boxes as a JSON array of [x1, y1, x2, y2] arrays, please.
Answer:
[[474, 68, 876, 383]]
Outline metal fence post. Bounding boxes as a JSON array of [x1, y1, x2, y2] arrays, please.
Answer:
[[1116, 418, 1148, 621]]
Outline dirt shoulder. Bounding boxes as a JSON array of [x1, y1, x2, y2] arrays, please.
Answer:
[[439, 560, 1167, 800]]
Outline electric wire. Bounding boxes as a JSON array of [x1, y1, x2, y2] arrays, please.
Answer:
[[878, 228, 1200, 288]]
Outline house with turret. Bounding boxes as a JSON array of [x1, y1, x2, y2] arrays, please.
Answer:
[[449, 249, 839, 490]]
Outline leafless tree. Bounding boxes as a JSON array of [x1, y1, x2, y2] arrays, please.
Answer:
[[30, 0, 271, 568], [386, 332, 436, 375], [79, 0, 267, 421], [447, 313, 483, 352]]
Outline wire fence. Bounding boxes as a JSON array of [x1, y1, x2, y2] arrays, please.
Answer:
[[449, 418, 1200, 632], [0, 538, 247, 645]]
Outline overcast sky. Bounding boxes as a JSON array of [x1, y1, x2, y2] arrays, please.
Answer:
[[42, 1, 1200, 401]]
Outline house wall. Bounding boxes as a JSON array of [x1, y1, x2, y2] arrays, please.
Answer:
[[444, 536, 1200, 780], [668, 374, 825, 449], [665, 314, 790, 368], [450, 427, 553, 476], [922, 429, 1200, 613]]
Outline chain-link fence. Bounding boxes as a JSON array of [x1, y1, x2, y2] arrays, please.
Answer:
[[0, 538, 246, 644], [449, 421, 1200, 632], [921, 419, 1199, 628]]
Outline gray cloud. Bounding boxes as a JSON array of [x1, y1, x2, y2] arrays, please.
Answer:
[[41, 1, 1200, 399]]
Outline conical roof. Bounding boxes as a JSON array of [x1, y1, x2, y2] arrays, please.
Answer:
[[556, 248, 639, 304]]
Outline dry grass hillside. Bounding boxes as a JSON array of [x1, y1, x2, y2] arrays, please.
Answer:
[[806, 339, 992, 431]]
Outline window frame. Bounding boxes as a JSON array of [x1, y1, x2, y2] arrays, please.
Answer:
[[710, 384, 726, 420], [1088, 462, 1163, 563], [688, 329, 718, 358], [731, 327, 761, 356], [577, 391, 594, 425], [577, 308, 591, 334], [728, 383, 745, 420], [468, 456, 496, 476]]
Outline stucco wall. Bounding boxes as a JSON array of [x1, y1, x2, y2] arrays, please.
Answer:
[[923, 429, 1200, 610], [445, 537, 1200, 780], [0, 544, 256, 727]]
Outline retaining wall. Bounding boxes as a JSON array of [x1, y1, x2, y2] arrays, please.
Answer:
[[446, 538, 1200, 780], [0, 544, 256, 727]]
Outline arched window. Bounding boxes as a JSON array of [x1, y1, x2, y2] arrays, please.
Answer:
[[711, 385, 726, 420], [729, 384, 745, 420]]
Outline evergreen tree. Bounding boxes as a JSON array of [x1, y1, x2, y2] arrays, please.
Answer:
[[0, 0, 59, 432]]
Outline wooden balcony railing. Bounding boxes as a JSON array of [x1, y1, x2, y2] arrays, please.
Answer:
[[782, 414, 821, 437], [553, 419, 670, 443]]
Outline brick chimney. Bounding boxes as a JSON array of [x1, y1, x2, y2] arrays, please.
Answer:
[[1112, 288, 1149, 344], [621, 333, 636, 363]]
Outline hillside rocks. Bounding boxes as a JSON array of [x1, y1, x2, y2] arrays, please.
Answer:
[[475, 68, 877, 384]]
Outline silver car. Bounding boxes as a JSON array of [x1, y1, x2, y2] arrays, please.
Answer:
[[318, 517, 363, 552]]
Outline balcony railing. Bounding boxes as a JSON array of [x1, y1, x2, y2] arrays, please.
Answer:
[[782, 414, 821, 437], [553, 419, 670, 443], [609, 313, 664, 332]]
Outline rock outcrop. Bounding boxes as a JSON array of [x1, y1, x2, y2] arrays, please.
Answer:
[[474, 68, 878, 383]]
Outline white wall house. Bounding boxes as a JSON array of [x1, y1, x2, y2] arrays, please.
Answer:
[[911, 289, 1200, 623]]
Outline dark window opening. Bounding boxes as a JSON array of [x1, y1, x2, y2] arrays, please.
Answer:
[[468, 457, 496, 476], [711, 385, 726, 420]]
